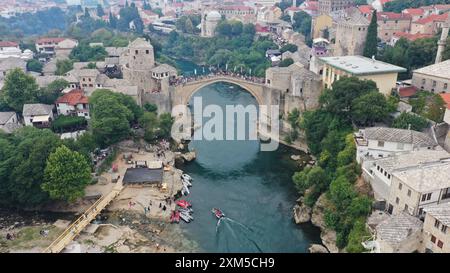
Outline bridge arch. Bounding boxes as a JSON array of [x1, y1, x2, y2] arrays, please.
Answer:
[[173, 76, 266, 107]]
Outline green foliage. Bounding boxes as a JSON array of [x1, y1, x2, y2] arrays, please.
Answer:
[[51, 116, 87, 133], [26, 59, 43, 73], [1, 68, 39, 111], [363, 10, 378, 58], [139, 111, 159, 142], [292, 166, 329, 197], [321, 76, 378, 116], [384, 0, 450, 13], [279, 58, 294, 67], [292, 11, 312, 43], [117, 4, 144, 34], [346, 218, 371, 253], [97, 4, 105, 17], [42, 145, 91, 202], [176, 15, 201, 34], [37, 79, 68, 105], [280, 43, 298, 53], [56, 59, 73, 76], [89, 89, 142, 147], [351, 92, 390, 126], [379, 37, 438, 79], [409, 91, 446, 122], [70, 43, 108, 62], [158, 113, 174, 139], [392, 112, 429, 131], [143, 103, 158, 113]]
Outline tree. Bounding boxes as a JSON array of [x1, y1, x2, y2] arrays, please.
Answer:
[[158, 113, 174, 139], [27, 59, 43, 73], [42, 145, 91, 202], [279, 58, 294, 67], [97, 4, 105, 17], [38, 79, 68, 104], [70, 43, 108, 62], [144, 103, 158, 113], [109, 12, 117, 29], [3, 127, 61, 206], [321, 77, 378, 116], [280, 43, 298, 53], [140, 111, 159, 142], [364, 10, 378, 58], [351, 92, 389, 125], [346, 218, 371, 253], [56, 59, 73, 75], [392, 112, 429, 131], [1, 68, 39, 111]]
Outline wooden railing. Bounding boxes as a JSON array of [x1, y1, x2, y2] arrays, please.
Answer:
[[43, 182, 123, 253]]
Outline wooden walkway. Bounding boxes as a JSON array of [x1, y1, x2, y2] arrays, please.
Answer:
[[43, 182, 124, 253]]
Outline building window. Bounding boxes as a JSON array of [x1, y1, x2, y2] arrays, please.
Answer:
[[427, 193, 432, 200], [395, 197, 399, 204], [433, 81, 437, 87], [444, 83, 448, 90], [422, 79, 426, 84], [435, 219, 440, 228], [437, 240, 444, 249], [407, 189, 411, 197], [404, 204, 408, 211], [399, 183, 403, 190], [442, 187, 450, 200], [442, 225, 447, 234], [378, 141, 385, 147], [422, 194, 427, 202], [387, 174, 391, 179], [135, 50, 138, 54], [431, 235, 436, 243], [146, 50, 149, 54]]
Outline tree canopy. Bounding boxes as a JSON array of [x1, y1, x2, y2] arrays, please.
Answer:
[[1, 68, 39, 111], [363, 10, 378, 58]]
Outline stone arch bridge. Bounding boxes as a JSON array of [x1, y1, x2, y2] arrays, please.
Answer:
[[170, 75, 283, 108]]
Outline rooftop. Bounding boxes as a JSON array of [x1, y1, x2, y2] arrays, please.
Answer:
[[122, 167, 163, 184], [56, 89, 89, 106], [413, 13, 448, 24], [414, 60, 450, 80], [22, 103, 53, 116], [0, 111, 15, 125], [440, 93, 450, 109], [376, 212, 423, 246], [373, 150, 450, 173], [393, 162, 450, 192], [319, 56, 406, 76], [423, 203, 450, 226], [363, 127, 436, 147], [151, 64, 177, 74]]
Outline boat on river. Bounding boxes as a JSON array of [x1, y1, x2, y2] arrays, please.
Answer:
[[179, 210, 193, 223], [176, 200, 192, 208], [212, 208, 225, 219], [181, 173, 192, 182], [170, 211, 180, 223]]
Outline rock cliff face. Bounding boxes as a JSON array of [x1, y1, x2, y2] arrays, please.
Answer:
[[308, 244, 329, 253], [310, 194, 339, 253], [293, 197, 311, 224]]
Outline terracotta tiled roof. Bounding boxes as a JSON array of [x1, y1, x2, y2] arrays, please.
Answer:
[[56, 89, 88, 106], [0, 41, 18, 47], [394, 31, 433, 41], [398, 86, 418, 97], [403, 8, 424, 16], [376, 12, 411, 20], [440, 93, 450, 109], [358, 5, 374, 14], [36, 37, 66, 44], [413, 13, 448, 24]]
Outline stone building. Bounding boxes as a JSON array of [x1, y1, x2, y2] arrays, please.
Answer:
[[373, 12, 412, 43], [423, 203, 450, 253], [122, 38, 156, 97], [332, 7, 370, 56], [412, 60, 450, 94], [318, 0, 354, 14], [201, 10, 222, 37], [265, 63, 322, 115]]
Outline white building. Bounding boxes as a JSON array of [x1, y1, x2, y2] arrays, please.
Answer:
[[22, 103, 54, 128], [0, 111, 21, 133], [354, 127, 439, 164], [0, 41, 33, 60], [56, 89, 90, 119], [35, 38, 78, 56], [362, 150, 450, 201]]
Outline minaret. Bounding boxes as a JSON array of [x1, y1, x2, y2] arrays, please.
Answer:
[[436, 17, 450, 64], [292, 0, 297, 7]]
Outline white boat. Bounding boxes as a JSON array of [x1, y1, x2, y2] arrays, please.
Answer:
[[181, 173, 192, 182], [179, 207, 193, 214], [179, 213, 191, 223], [182, 178, 192, 187], [179, 211, 193, 221], [182, 185, 190, 196]]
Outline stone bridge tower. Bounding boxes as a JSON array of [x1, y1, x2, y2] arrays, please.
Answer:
[[123, 38, 156, 95]]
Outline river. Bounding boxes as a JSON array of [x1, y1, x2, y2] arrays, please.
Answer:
[[178, 82, 321, 253]]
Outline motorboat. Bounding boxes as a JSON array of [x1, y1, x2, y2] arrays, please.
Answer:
[[181, 173, 192, 182], [182, 185, 190, 196], [176, 200, 192, 208], [212, 208, 225, 219], [179, 213, 191, 223], [179, 210, 193, 221], [182, 178, 192, 187], [178, 207, 193, 214]]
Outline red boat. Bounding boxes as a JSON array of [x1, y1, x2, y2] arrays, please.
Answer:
[[212, 208, 225, 219], [170, 211, 180, 223], [176, 200, 192, 209]]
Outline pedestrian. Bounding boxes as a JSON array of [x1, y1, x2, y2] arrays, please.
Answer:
[[163, 205, 167, 211], [159, 202, 162, 208]]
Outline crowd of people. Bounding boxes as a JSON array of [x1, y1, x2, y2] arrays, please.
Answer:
[[169, 70, 266, 87]]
